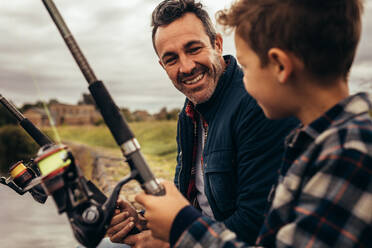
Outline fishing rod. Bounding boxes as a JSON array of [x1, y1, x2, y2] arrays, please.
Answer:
[[39, 0, 165, 247], [41, 0, 165, 191], [41, 0, 164, 196], [0, 94, 51, 203]]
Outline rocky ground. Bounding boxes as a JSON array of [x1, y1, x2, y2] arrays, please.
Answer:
[[68, 142, 145, 209]]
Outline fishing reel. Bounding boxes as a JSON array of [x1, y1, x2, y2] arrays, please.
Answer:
[[33, 143, 140, 248], [0, 159, 48, 204]]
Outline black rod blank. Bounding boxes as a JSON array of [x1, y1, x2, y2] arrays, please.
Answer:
[[42, 0, 97, 84], [0, 94, 53, 147]]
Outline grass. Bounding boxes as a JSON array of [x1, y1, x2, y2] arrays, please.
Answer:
[[43, 120, 178, 180]]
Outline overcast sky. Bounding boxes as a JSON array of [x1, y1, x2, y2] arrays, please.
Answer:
[[0, 0, 371, 113]]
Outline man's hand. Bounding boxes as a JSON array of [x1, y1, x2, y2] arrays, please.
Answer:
[[135, 181, 189, 242], [123, 230, 170, 248], [107, 198, 145, 243]]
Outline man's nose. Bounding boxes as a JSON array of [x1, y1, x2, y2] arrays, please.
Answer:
[[179, 55, 196, 74]]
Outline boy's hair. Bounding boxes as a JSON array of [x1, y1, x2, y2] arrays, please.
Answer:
[[151, 0, 217, 53], [217, 0, 364, 79]]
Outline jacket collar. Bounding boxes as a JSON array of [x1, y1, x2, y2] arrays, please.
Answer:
[[285, 92, 372, 148]]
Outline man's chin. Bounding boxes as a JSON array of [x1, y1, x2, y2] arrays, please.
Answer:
[[182, 81, 216, 105], [187, 94, 212, 105]]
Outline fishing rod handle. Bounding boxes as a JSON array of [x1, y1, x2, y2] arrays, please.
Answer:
[[89, 81, 165, 196], [128, 151, 165, 196], [0, 94, 53, 146], [88, 81, 134, 144], [42, 0, 97, 84]]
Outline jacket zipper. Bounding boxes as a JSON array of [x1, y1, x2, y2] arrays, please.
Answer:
[[201, 122, 208, 173], [177, 119, 183, 191]]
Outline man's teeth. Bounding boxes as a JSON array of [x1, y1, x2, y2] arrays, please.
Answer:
[[184, 73, 204, 85]]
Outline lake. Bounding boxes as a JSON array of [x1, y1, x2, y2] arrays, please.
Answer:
[[0, 186, 79, 248]]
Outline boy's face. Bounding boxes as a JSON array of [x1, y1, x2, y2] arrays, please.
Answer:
[[154, 13, 225, 105], [235, 33, 288, 119]]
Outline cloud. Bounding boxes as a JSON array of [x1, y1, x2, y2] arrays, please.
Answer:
[[0, 0, 371, 112]]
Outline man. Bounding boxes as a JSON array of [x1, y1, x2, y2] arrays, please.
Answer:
[[136, 0, 372, 247], [107, 0, 296, 246]]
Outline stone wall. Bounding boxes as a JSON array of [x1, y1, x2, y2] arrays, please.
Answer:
[[67, 142, 142, 207]]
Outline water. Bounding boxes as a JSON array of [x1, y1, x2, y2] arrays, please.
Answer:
[[0, 187, 79, 248]]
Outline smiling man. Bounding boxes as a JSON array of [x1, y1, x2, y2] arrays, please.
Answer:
[[106, 0, 297, 247], [154, 11, 225, 105]]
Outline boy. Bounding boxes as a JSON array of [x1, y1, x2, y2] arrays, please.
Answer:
[[136, 0, 372, 247]]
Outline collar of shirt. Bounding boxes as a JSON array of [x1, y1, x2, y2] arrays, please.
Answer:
[[282, 92, 371, 176]]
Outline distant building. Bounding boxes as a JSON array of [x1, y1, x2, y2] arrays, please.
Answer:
[[23, 103, 101, 126], [23, 108, 50, 127]]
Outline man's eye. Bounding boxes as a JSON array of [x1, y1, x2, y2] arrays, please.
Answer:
[[189, 47, 201, 54], [165, 57, 176, 65]]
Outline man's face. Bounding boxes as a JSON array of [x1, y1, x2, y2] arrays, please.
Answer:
[[154, 13, 225, 105]]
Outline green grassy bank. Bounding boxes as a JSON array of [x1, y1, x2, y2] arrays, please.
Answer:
[[44, 120, 178, 180]]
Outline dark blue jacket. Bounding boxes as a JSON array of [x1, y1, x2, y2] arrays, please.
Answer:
[[174, 55, 297, 244]]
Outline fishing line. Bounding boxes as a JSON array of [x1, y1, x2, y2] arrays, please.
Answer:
[[6, 13, 62, 144], [10, 10, 62, 144], [29, 69, 62, 144]]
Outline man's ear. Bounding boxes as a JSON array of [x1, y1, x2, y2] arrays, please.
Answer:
[[267, 48, 293, 83], [214, 33, 223, 54]]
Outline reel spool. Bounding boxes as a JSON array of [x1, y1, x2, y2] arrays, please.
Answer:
[[34, 144, 92, 213], [0, 159, 48, 204], [9, 161, 34, 189]]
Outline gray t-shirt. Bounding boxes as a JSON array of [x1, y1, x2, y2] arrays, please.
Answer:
[[195, 118, 215, 220]]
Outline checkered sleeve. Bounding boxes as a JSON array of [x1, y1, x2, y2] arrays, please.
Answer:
[[174, 126, 372, 248], [273, 144, 372, 247], [260, 125, 372, 247], [174, 215, 253, 248]]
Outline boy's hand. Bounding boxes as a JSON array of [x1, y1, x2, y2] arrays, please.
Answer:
[[135, 181, 189, 242], [106, 198, 145, 243]]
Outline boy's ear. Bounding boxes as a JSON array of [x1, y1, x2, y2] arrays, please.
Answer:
[[267, 48, 293, 84]]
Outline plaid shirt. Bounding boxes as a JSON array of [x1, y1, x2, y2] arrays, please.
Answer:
[[171, 93, 372, 248], [184, 101, 208, 208]]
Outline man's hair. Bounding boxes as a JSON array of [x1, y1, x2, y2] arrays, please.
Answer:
[[217, 0, 364, 79], [151, 0, 217, 53]]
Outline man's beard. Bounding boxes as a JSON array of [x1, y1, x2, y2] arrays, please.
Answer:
[[176, 53, 224, 105]]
